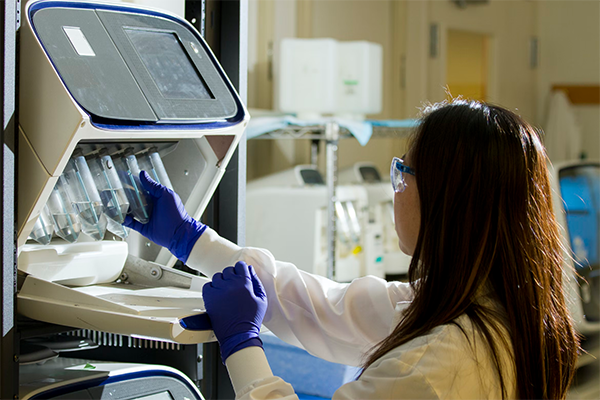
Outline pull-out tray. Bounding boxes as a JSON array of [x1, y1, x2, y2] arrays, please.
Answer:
[[18, 275, 215, 344]]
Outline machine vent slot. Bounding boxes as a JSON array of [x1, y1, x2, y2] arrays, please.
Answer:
[[66, 330, 183, 351]]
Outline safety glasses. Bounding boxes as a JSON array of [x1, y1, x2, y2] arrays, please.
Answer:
[[390, 157, 415, 193]]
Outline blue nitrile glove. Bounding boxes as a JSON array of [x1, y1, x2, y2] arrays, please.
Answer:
[[202, 261, 268, 363], [123, 171, 206, 263]]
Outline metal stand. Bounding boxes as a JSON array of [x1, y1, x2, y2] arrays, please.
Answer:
[[1, 1, 19, 398], [324, 123, 339, 280]]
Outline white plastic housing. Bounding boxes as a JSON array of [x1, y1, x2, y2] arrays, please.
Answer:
[[337, 41, 383, 119], [277, 38, 339, 118], [277, 38, 383, 119]]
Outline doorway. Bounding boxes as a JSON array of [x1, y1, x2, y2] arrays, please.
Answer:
[[445, 29, 490, 101]]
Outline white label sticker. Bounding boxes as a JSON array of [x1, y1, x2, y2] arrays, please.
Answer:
[[63, 26, 96, 57]]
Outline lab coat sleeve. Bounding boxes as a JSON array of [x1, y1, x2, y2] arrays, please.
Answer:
[[226, 347, 298, 400], [187, 227, 414, 366]]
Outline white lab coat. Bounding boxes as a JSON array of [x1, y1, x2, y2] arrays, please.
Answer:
[[187, 228, 516, 399]]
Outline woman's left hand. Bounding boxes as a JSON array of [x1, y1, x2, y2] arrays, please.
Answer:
[[202, 261, 268, 363]]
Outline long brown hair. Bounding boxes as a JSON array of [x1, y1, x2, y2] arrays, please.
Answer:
[[364, 100, 579, 399]]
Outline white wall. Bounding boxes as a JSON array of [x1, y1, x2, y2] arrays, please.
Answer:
[[405, 1, 538, 121], [537, 0, 600, 161]]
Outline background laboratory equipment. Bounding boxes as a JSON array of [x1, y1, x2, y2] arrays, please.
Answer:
[[61, 151, 107, 241], [276, 38, 382, 120], [551, 160, 600, 398], [338, 162, 411, 279], [246, 165, 379, 281], [552, 161, 600, 335], [336, 41, 383, 120]]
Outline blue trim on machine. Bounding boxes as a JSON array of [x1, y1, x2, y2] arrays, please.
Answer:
[[27, 0, 246, 130], [28, 369, 201, 399], [178, 313, 212, 331]]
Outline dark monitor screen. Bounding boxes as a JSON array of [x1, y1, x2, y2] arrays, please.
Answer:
[[125, 29, 213, 100], [559, 164, 599, 269], [359, 166, 382, 183], [300, 169, 325, 185], [132, 391, 174, 400]]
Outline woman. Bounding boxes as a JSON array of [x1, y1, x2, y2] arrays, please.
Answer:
[[125, 99, 580, 399]]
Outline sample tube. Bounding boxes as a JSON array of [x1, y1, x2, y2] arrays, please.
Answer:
[[139, 147, 174, 190], [47, 176, 81, 243], [61, 150, 107, 241], [344, 201, 362, 244], [106, 217, 130, 239], [335, 201, 353, 248], [88, 150, 130, 223], [87, 150, 131, 239], [28, 205, 55, 245], [114, 148, 152, 224]]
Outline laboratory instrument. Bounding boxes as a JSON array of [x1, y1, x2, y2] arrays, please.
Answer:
[[20, 357, 203, 400], [246, 165, 375, 282], [550, 160, 600, 400], [551, 161, 600, 335], [17, 0, 248, 343], [338, 162, 411, 278]]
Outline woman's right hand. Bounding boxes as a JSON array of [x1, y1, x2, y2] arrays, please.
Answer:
[[123, 171, 206, 263], [202, 261, 268, 363]]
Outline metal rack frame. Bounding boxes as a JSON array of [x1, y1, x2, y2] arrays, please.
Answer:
[[1, 1, 246, 399]]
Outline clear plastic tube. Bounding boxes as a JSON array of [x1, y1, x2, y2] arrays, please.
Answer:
[[138, 147, 174, 190], [46, 176, 81, 243], [62, 150, 107, 241], [28, 205, 55, 245], [107, 217, 129, 239], [88, 150, 130, 225], [344, 201, 362, 244], [114, 148, 152, 224], [335, 201, 352, 247]]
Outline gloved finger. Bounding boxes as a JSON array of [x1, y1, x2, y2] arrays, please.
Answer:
[[210, 272, 224, 285], [139, 170, 166, 198], [222, 266, 237, 280], [123, 214, 144, 233], [201, 282, 214, 302], [234, 261, 248, 277], [248, 265, 267, 299]]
